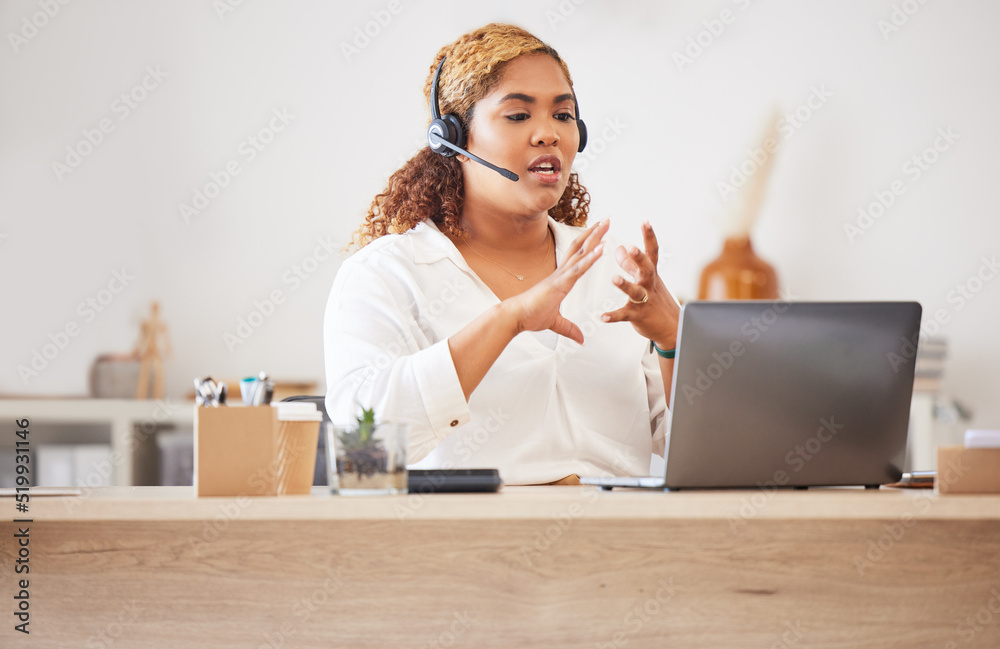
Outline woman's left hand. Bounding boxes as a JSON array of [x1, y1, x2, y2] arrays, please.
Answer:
[[601, 221, 680, 350]]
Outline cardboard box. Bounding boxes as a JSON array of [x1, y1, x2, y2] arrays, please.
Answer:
[[195, 406, 278, 497], [936, 446, 1000, 494]]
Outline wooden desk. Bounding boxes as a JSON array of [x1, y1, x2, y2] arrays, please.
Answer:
[[3, 486, 999, 648]]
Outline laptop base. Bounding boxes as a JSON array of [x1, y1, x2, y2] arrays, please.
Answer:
[[580, 476, 666, 490], [581, 476, 886, 491]]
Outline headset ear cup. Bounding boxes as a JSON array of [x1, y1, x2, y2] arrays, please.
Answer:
[[576, 118, 588, 153], [427, 114, 466, 157], [427, 118, 453, 156], [443, 114, 465, 150]]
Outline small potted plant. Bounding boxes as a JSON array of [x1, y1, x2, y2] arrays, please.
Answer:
[[330, 407, 407, 495]]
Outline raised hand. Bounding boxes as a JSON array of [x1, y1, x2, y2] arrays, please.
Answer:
[[601, 221, 680, 349], [506, 219, 609, 344]]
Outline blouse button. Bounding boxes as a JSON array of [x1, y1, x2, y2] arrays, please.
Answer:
[[449, 419, 459, 427]]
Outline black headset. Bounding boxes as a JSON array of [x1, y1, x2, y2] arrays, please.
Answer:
[[426, 56, 588, 182]]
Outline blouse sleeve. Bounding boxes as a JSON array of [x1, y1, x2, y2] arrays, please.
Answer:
[[323, 258, 471, 463], [642, 345, 669, 457]]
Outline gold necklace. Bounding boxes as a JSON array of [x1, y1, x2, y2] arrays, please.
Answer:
[[464, 228, 553, 281]]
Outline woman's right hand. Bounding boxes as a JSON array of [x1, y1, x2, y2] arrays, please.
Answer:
[[503, 219, 609, 344]]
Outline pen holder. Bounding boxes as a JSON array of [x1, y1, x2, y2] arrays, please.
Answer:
[[194, 405, 321, 497]]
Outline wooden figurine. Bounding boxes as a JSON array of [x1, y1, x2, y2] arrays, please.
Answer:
[[134, 301, 172, 399]]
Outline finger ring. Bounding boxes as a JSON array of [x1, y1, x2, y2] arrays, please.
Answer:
[[629, 292, 648, 305]]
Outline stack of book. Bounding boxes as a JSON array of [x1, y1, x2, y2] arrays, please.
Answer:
[[158, 430, 194, 486], [913, 337, 947, 393], [907, 337, 948, 470]]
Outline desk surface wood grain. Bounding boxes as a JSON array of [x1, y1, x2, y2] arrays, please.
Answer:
[[3, 486, 999, 649], [21, 483, 1000, 520]]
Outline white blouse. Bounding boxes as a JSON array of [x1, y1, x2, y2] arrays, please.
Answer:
[[323, 216, 667, 485]]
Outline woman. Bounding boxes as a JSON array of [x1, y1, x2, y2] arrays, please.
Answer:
[[324, 23, 680, 485]]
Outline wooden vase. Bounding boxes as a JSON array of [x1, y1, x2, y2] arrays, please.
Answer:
[[698, 236, 779, 300]]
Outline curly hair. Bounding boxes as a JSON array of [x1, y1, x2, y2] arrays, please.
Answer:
[[351, 23, 591, 249]]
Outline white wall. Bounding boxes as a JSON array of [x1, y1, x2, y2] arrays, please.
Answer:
[[2, 0, 998, 428]]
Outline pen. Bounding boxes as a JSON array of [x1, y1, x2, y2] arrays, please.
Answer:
[[241, 373, 274, 406], [194, 377, 227, 407]]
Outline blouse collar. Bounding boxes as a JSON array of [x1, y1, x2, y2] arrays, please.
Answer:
[[409, 216, 578, 268]]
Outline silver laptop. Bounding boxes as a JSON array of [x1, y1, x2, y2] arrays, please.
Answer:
[[582, 301, 921, 490]]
